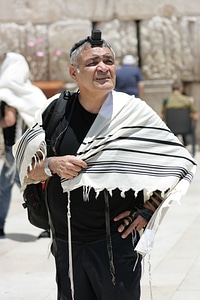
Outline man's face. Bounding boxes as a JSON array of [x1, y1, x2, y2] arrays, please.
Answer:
[[70, 46, 116, 95]]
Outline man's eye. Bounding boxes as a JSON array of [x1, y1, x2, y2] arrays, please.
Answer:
[[90, 63, 97, 66], [87, 62, 97, 67], [105, 60, 114, 65]]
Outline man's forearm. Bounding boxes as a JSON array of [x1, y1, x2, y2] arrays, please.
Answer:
[[28, 158, 49, 182]]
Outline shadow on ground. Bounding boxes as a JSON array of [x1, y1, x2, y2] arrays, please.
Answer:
[[5, 233, 38, 242]]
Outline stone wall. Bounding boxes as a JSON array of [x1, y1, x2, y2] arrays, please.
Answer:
[[0, 0, 200, 143]]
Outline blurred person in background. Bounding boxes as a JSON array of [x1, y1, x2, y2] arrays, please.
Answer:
[[115, 54, 144, 99], [161, 80, 199, 153], [0, 52, 47, 238]]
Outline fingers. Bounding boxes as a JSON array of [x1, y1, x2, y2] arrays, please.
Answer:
[[118, 215, 136, 232], [121, 215, 147, 239], [113, 211, 129, 221], [70, 156, 87, 169], [64, 157, 87, 179], [114, 210, 147, 239], [50, 155, 87, 179]]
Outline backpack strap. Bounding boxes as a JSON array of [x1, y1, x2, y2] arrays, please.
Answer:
[[42, 90, 77, 156], [41, 90, 77, 237]]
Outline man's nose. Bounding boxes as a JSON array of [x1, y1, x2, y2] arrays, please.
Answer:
[[97, 61, 108, 71]]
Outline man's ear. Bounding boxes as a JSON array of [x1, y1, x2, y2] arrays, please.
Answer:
[[69, 64, 77, 81]]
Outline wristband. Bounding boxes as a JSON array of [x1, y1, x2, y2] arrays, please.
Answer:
[[44, 157, 53, 177]]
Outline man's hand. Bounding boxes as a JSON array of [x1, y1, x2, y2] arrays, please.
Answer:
[[114, 210, 148, 239], [28, 155, 87, 181], [49, 155, 87, 179], [114, 190, 164, 239]]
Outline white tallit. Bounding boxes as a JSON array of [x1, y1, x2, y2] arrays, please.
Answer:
[[13, 90, 196, 255], [0, 52, 47, 129], [61, 91, 196, 254]]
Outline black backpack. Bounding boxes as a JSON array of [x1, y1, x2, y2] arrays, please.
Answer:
[[22, 91, 77, 230]]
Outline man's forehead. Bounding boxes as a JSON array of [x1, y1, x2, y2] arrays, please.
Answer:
[[81, 46, 114, 60]]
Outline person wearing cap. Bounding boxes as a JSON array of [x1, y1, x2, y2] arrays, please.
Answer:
[[115, 54, 144, 98], [14, 30, 196, 300]]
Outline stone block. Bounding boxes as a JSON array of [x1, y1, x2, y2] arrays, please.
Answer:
[[0, 0, 115, 24], [114, 0, 200, 20], [140, 16, 199, 81], [0, 22, 48, 81], [48, 20, 91, 81], [96, 19, 138, 66]]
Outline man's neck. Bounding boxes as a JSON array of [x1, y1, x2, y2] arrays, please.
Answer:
[[78, 91, 110, 114], [173, 90, 181, 95]]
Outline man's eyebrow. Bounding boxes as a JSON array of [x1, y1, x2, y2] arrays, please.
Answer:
[[85, 54, 114, 63], [103, 54, 114, 60]]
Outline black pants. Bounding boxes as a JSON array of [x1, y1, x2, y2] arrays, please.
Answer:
[[52, 232, 142, 300]]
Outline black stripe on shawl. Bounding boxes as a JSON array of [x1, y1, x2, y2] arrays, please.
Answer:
[[80, 126, 172, 146], [82, 161, 190, 179], [79, 147, 195, 165]]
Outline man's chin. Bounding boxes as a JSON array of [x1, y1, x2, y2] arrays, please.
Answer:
[[96, 81, 114, 90]]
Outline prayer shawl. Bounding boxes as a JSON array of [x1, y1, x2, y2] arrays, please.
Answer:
[[13, 90, 196, 256], [0, 52, 47, 131]]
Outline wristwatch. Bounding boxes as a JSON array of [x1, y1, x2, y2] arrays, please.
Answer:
[[44, 157, 53, 177]]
